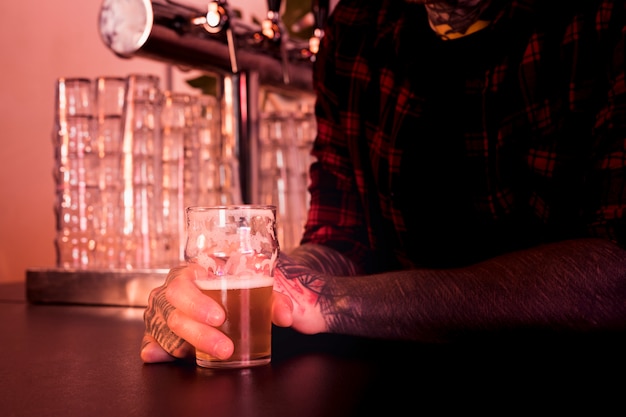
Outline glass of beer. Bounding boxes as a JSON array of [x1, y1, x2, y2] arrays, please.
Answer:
[[184, 205, 279, 369]]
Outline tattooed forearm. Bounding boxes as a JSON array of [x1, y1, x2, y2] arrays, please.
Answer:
[[286, 243, 359, 276]]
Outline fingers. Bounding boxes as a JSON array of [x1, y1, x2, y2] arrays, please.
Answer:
[[167, 307, 234, 360], [165, 272, 226, 327], [143, 264, 229, 362], [145, 264, 291, 363], [143, 288, 197, 361], [161, 265, 233, 360]]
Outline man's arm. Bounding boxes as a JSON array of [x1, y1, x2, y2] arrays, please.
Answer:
[[276, 239, 626, 342]]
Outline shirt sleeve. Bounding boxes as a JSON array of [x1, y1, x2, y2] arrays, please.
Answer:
[[586, 3, 626, 246], [300, 1, 374, 272]]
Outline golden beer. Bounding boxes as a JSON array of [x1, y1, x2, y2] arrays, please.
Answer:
[[186, 205, 278, 369], [195, 275, 274, 368]]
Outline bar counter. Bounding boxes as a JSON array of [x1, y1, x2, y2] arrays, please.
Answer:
[[1, 281, 624, 415]]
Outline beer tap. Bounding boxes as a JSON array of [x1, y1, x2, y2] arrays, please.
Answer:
[[261, 0, 290, 85], [198, 0, 239, 74], [309, 0, 329, 59], [261, 0, 282, 42], [201, 0, 227, 34]]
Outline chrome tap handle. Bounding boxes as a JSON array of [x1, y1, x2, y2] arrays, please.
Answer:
[[200, 0, 239, 73], [262, 0, 282, 41], [203, 0, 228, 34], [261, 0, 289, 84], [226, 25, 239, 74]]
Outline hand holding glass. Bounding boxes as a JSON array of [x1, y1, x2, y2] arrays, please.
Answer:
[[184, 205, 279, 369]]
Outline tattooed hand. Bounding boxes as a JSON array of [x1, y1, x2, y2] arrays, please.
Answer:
[[273, 254, 328, 335], [140, 262, 304, 363], [273, 244, 359, 335], [140, 244, 356, 363], [141, 263, 233, 363]]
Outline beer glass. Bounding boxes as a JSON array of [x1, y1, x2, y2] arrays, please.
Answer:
[[184, 205, 279, 369], [53, 77, 98, 269]]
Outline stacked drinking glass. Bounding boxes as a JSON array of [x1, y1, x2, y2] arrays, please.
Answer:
[[52, 74, 242, 270]]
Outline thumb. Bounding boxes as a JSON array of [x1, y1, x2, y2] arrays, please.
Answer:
[[140, 333, 179, 363], [272, 291, 294, 328]]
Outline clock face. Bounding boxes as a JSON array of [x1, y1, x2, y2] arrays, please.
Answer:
[[99, 0, 153, 56]]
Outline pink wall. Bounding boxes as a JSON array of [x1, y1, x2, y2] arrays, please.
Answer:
[[0, 0, 265, 283]]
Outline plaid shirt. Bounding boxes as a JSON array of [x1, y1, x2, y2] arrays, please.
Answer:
[[301, 0, 626, 273]]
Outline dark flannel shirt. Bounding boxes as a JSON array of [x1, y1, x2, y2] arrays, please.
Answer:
[[301, 0, 626, 273]]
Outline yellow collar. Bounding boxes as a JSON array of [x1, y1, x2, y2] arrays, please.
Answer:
[[430, 19, 491, 40]]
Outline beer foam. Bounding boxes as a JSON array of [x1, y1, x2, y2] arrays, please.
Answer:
[[230, 207, 276, 221], [188, 206, 276, 221], [195, 275, 274, 290]]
